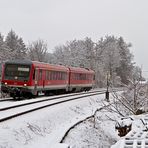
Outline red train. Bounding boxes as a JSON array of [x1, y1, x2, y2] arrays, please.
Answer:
[[1, 60, 95, 99]]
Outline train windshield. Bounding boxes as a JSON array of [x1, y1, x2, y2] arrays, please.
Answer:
[[4, 64, 31, 81]]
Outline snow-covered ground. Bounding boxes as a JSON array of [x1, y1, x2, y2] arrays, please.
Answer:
[[0, 92, 119, 148], [63, 108, 119, 148], [0, 91, 147, 148]]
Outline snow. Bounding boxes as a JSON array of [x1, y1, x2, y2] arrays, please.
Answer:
[[0, 91, 148, 148], [0, 93, 111, 148], [51, 143, 70, 148], [115, 117, 133, 128], [63, 110, 119, 148], [111, 114, 148, 148]]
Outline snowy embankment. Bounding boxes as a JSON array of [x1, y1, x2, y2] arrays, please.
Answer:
[[0, 92, 121, 148], [62, 107, 119, 148]]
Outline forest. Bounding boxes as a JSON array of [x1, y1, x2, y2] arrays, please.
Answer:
[[0, 30, 143, 87]]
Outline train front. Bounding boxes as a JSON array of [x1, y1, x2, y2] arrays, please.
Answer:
[[1, 60, 32, 99]]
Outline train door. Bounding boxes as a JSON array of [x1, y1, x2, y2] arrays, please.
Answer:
[[33, 68, 39, 96], [38, 69, 42, 88], [34, 68, 44, 95], [42, 69, 45, 88], [37, 69, 45, 89]]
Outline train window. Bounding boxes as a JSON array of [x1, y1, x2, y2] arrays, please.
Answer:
[[49, 71, 67, 80], [51, 71, 55, 80], [90, 75, 92, 80], [45, 71, 47, 80], [50, 71, 52, 80], [83, 74, 86, 80], [59, 72, 61, 80], [63, 72, 67, 80], [87, 75, 89, 80], [50, 71, 54, 80], [82, 74, 84, 80], [74, 73, 77, 80], [46, 71, 50, 80], [49, 71, 51, 80], [76, 73, 86, 80], [58, 72, 61, 80], [4, 64, 30, 81], [56, 72, 58, 80], [60, 72, 62, 80], [51, 71, 56, 80], [89, 75, 91, 80], [33, 70, 35, 80], [61, 72, 64, 80], [77, 74, 79, 80], [76, 73, 79, 80], [74, 74, 77, 80], [54, 72, 57, 80], [86, 74, 88, 80], [61, 72, 63, 80], [53, 72, 55, 80], [87, 74, 90, 80], [54, 71, 57, 80], [51, 71, 53, 80], [39, 69, 42, 80], [46, 71, 47, 80], [80, 74, 82, 80], [56, 72, 60, 80]]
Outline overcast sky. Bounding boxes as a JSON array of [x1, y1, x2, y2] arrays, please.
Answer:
[[0, 0, 148, 76]]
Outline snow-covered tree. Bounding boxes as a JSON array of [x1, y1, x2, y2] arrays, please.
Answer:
[[52, 38, 95, 68], [50, 35, 138, 87], [104, 79, 148, 117], [0, 33, 12, 77], [97, 36, 120, 85], [5, 30, 27, 59], [132, 66, 145, 81], [27, 39, 48, 62], [116, 37, 134, 84], [82, 37, 95, 69]]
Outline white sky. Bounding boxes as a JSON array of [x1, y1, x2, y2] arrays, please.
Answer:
[[0, 0, 148, 76]]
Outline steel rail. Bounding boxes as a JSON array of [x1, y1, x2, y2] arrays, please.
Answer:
[[0, 98, 13, 102], [0, 91, 105, 122], [0, 90, 105, 111]]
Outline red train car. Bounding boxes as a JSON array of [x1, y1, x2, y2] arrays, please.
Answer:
[[69, 67, 94, 92], [1, 60, 95, 99]]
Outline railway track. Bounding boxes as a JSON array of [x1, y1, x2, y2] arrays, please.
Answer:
[[0, 98, 14, 102], [0, 90, 106, 123], [0, 89, 105, 106]]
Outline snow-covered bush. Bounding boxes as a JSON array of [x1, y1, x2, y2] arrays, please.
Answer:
[[104, 80, 148, 117]]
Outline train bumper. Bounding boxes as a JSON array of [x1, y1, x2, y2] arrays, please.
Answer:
[[1, 84, 32, 98]]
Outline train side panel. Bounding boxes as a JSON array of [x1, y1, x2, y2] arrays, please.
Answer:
[[68, 67, 95, 92], [28, 61, 69, 95], [1, 60, 95, 99], [1, 60, 69, 98]]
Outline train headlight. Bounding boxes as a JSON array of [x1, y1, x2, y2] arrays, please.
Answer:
[[5, 82, 7, 85], [24, 84, 27, 86]]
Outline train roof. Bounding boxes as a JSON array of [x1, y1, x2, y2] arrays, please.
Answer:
[[68, 67, 94, 74], [32, 61, 69, 71], [5, 59, 32, 65], [4, 60, 94, 73], [4, 60, 69, 71]]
